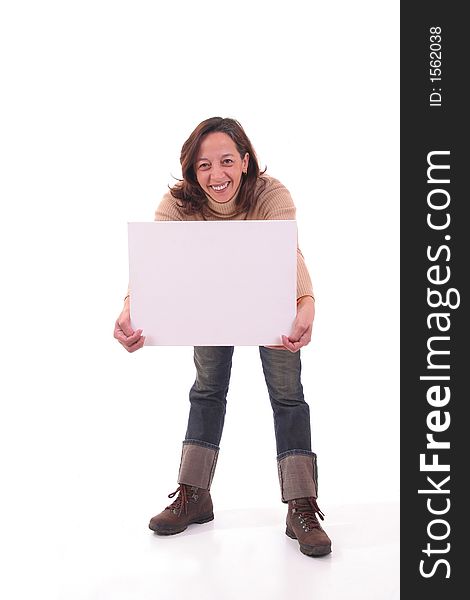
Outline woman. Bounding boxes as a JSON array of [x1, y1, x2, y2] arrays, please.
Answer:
[[114, 117, 332, 557]]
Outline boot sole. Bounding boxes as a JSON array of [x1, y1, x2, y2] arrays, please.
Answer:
[[285, 526, 332, 557], [150, 513, 214, 536]]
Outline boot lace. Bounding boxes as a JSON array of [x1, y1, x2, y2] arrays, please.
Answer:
[[165, 485, 197, 517], [293, 498, 325, 532]]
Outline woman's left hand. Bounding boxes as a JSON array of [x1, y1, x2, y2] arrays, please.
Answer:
[[266, 296, 315, 352]]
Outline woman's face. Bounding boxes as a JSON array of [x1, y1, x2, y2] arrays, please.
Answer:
[[195, 132, 249, 203]]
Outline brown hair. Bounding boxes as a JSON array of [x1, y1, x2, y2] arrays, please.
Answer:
[[169, 117, 266, 216]]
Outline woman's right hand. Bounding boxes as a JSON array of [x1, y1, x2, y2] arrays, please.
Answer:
[[114, 298, 145, 352]]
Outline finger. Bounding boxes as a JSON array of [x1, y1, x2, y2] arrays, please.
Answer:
[[125, 328, 143, 344], [127, 337, 146, 352], [283, 330, 312, 351], [119, 317, 135, 338], [116, 326, 143, 345], [281, 335, 298, 352], [115, 322, 144, 347], [288, 323, 308, 343], [114, 321, 128, 342], [114, 319, 131, 339], [281, 334, 305, 353], [122, 336, 146, 353], [114, 328, 136, 345], [286, 322, 312, 343]]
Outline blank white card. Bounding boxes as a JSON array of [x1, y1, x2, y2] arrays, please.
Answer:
[[128, 220, 297, 346]]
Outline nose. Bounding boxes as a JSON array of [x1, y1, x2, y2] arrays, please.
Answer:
[[210, 163, 225, 180]]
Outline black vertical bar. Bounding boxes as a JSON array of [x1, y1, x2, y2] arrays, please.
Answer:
[[401, 2, 466, 597]]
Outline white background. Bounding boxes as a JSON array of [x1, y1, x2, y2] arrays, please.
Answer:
[[1, 1, 399, 598]]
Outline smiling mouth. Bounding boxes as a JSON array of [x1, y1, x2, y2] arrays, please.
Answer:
[[210, 182, 230, 192]]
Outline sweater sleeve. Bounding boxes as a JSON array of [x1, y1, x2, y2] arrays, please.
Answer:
[[258, 178, 315, 301], [154, 191, 185, 221]]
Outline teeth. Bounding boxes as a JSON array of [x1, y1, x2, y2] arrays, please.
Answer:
[[211, 182, 229, 191]]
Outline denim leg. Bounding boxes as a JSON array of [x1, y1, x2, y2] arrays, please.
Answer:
[[258, 346, 312, 456], [184, 346, 234, 447], [259, 346, 319, 501]]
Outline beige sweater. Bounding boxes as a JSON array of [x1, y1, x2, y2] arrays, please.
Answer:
[[153, 175, 314, 300]]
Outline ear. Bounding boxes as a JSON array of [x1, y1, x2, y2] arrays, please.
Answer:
[[242, 152, 250, 172]]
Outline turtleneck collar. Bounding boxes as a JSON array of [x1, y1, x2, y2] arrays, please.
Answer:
[[204, 181, 243, 218]]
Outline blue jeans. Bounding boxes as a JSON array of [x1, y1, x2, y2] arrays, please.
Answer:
[[184, 346, 312, 457]]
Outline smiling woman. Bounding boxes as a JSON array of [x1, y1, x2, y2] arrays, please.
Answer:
[[168, 117, 267, 216], [113, 116, 331, 558], [195, 132, 248, 203]]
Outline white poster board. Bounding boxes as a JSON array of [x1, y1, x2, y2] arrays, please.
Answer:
[[128, 220, 297, 346]]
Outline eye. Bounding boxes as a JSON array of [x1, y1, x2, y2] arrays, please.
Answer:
[[222, 158, 234, 165], [198, 162, 210, 170]]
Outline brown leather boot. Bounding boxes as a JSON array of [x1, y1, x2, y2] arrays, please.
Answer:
[[148, 484, 214, 535], [286, 497, 332, 556]]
